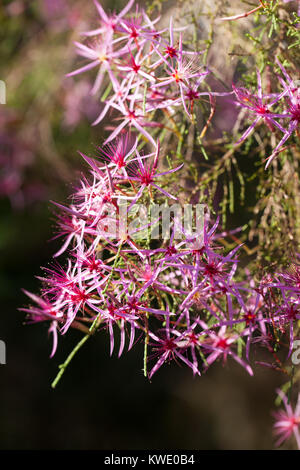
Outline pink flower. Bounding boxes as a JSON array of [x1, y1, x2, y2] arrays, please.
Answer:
[[152, 34, 208, 117], [148, 314, 201, 378], [127, 141, 183, 207], [273, 389, 300, 449], [20, 290, 63, 357], [198, 321, 254, 376], [232, 69, 287, 145], [265, 59, 300, 167], [82, 0, 135, 38], [66, 36, 126, 95]]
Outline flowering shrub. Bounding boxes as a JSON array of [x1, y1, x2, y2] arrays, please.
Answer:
[[21, 0, 300, 449]]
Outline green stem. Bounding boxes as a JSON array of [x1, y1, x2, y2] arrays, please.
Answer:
[[51, 333, 90, 389], [143, 315, 149, 377], [51, 243, 123, 389]]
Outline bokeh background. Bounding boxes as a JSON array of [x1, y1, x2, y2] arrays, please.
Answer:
[[0, 0, 291, 449]]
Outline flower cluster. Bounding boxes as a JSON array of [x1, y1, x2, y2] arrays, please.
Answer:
[[232, 61, 300, 168], [66, 0, 229, 146], [21, 0, 300, 450], [21, 136, 254, 376], [21, 133, 300, 384], [68, 0, 299, 168]]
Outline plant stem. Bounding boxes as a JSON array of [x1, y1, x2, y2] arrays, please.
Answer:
[[51, 243, 123, 389], [51, 333, 90, 389]]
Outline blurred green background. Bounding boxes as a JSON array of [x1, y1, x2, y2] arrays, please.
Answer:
[[0, 0, 287, 450]]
